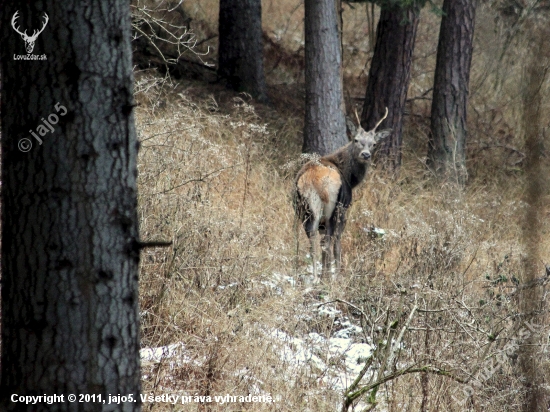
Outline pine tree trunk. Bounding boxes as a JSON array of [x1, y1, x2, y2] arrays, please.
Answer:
[[303, 0, 347, 156], [218, 0, 268, 103], [519, 20, 550, 412], [361, 6, 420, 170], [428, 0, 476, 185], [1, 2, 141, 410]]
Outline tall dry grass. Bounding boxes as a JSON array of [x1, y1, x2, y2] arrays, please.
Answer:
[[135, 2, 550, 411]]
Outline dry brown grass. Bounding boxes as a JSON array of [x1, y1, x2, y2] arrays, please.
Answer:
[[135, 3, 550, 411]]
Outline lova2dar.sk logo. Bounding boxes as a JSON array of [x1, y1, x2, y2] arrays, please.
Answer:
[[12, 11, 48, 60]]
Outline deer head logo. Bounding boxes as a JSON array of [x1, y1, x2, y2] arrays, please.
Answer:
[[11, 11, 49, 54]]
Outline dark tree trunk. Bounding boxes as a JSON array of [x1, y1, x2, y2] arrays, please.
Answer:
[[428, 0, 476, 184], [303, 0, 347, 155], [361, 6, 420, 170], [218, 0, 268, 103], [1, 1, 141, 410]]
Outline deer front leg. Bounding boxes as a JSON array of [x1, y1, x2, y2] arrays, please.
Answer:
[[333, 206, 347, 275], [321, 218, 335, 279]]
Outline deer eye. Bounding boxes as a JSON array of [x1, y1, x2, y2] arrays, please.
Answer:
[[354, 138, 359, 143]]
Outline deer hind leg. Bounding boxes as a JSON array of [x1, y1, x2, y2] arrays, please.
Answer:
[[333, 205, 347, 275], [306, 230, 320, 279], [303, 215, 321, 278], [321, 233, 333, 278]]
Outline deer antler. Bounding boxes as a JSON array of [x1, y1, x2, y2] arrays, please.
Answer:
[[11, 11, 28, 38], [28, 13, 49, 41], [354, 108, 361, 127], [11, 11, 48, 41], [373, 107, 389, 132]]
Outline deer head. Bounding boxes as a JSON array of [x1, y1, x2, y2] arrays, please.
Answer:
[[352, 107, 392, 163], [12, 11, 49, 54]]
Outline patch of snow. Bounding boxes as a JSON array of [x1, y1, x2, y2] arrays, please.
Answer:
[[271, 272, 296, 287], [334, 318, 363, 339], [217, 282, 238, 290], [140, 342, 190, 367], [315, 304, 341, 318], [270, 327, 374, 391]]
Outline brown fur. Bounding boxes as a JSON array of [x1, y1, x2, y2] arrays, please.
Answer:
[[296, 161, 341, 205]]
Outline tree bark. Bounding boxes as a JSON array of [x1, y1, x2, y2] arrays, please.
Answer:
[[427, 0, 476, 185], [1, 2, 141, 410], [361, 6, 420, 170], [303, 0, 348, 155], [519, 20, 550, 412], [218, 0, 268, 103]]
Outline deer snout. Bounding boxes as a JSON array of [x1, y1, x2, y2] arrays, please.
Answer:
[[360, 151, 371, 160]]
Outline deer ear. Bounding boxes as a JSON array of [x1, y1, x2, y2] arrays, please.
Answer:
[[375, 129, 392, 142]]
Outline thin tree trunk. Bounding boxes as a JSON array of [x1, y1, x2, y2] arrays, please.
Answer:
[[428, 0, 476, 185], [361, 6, 420, 170], [1, 2, 141, 410], [303, 0, 347, 155], [218, 0, 268, 103], [519, 20, 549, 412]]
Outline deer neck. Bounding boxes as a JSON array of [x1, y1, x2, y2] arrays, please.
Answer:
[[349, 165, 367, 189], [324, 143, 368, 190]]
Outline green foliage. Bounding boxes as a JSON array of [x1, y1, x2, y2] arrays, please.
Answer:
[[367, 386, 379, 404]]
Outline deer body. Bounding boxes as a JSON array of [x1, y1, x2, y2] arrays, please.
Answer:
[[294, 109, 391, 278]]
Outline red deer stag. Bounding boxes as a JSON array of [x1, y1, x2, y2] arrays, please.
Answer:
[[294, 108, 391, 278]]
